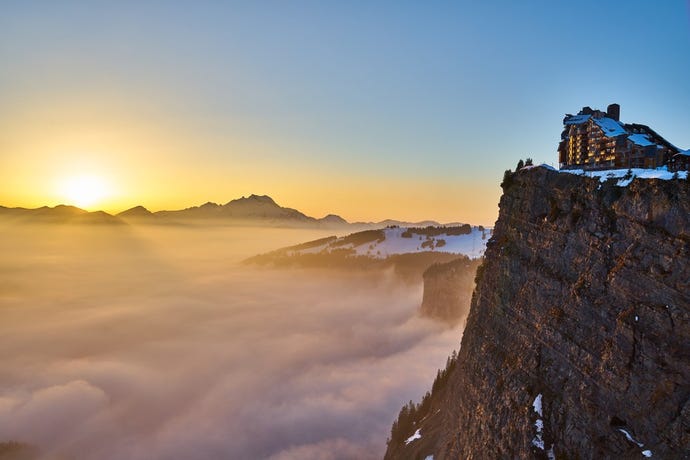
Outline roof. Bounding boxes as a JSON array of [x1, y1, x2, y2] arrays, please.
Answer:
[[564, 114, 591, 125], [674, 150, 690, 157], [593, 117, 627, 137], [628, 133, 654, 147]]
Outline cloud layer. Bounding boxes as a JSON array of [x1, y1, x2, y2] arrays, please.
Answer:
[[0, 224, 460, 459]]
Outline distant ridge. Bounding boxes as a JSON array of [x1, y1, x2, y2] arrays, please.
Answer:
[[0, 205, 123, 225], [2, 194, 470, 229], [117, 205, 153, 218]]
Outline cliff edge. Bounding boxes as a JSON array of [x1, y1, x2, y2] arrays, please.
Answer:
[[420, 257, 482, 326], [385, 166, 690, 459]]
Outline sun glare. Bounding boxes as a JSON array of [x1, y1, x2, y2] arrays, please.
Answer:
[[58, 174, 111, 209]]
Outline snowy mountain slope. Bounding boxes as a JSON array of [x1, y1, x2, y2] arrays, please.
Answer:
[[285, 225, 491, 260]]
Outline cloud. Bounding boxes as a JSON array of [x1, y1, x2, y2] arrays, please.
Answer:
[[0, 225, 460, 459]]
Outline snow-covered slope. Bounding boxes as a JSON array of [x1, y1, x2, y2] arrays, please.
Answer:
[[286, 225, 491, 260]]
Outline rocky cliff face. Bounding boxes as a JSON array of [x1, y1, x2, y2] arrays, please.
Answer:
[[420, 257, 482, 326], [385, 167, 690, 459]]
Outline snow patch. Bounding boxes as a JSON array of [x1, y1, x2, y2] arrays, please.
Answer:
[[424, 456, 434, 460], [618, 428, 643, 447], [531, 436, 545, 450], [531, 393, 546, 451], [560, 167, 687, 185], [533, 394, 543, 417], [405, 429, 421, 445], [617, 427, 652, 456]]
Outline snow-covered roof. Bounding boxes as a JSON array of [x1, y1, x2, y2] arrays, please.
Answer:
[[628, 133, 654, 147], [593, 117, 627, 137], [564, 114, 591, 125], [674, 149, 690, 157]]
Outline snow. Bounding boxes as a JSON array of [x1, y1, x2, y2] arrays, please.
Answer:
[[628, 133, 654, 147], [593, 117, 627, 137], [355, 226, 490, 259], [531, 393, 545, 450], [405, 429, 422, 444], [291, 225, 492, 260], [532, 436, 545, 450], [533, 394, 543, 417], [522, 163, 556, 171], [560, 167, 687, 185], [617, 428, 653, 456], [424, 456, 434, 460], [618, 428, 643, 447], [564, 114, 591, 125]]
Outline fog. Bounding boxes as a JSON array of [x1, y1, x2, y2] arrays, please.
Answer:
[[0, 224, 461, 459]]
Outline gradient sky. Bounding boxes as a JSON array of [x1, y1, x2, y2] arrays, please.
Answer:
[[1, 1, 689, 225]]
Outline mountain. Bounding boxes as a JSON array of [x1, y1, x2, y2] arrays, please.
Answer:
[[2, 194, 473, 230], [117, 205, 153, 218], [222, 194, 314, 221], [121, 194, 351, 228], [385, 166, 690, 458], [248, 224, 491, 262], [0, 205, 123, 225], [245, 225, 490, 286], [318, 214, 349, 226]]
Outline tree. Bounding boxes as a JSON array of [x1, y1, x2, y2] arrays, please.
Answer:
[[525, 157, 533, 166], [501, 169, 514, 189], [517, 159, 525, 170]]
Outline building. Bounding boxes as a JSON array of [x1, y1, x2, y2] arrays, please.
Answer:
[[558, 104, 683, 170], [670, 150, 690, 172]]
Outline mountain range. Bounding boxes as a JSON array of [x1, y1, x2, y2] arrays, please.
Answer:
[[0, 194, 466, 229]]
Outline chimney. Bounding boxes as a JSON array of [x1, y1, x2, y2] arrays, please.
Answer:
[[607, 103, 620, 121]]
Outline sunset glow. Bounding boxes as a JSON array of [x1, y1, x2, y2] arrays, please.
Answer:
[[1, 2, 689, 459], [57, 174, 112, 209]]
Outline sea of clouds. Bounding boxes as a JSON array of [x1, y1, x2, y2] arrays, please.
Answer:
[[0, 224, 461, 459]]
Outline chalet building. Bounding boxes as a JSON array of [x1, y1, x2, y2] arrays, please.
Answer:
[[558, 104, 684, 170], [670, 150, 690, 172]]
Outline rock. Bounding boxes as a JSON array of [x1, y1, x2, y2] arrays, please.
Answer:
[[420, 257, 482, 326], [385, 167, 690, 459]]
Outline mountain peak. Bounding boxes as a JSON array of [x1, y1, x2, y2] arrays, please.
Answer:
[[319, 214, 348, 225], [118, 205, 152, 217], [226, 194, 278, 206]]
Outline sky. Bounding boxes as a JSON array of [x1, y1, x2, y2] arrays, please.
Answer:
[[1, 1, 689, 225]]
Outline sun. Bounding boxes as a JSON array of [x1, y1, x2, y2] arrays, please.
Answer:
[[58, 174, 111, 209]]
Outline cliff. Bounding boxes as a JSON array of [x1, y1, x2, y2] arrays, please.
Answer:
[[420, 257, 482, 326], [385, 167, 690, 459]]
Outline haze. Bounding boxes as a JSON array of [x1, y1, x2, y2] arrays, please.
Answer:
[[0, 224, 459, 459]]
